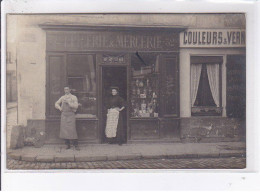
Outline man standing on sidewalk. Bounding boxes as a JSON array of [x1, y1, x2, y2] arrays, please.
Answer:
[[55, 86, 80, 150]]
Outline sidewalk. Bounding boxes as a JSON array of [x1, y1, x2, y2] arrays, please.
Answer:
[[7, 141, 246, 163]]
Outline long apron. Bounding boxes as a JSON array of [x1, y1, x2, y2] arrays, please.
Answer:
[[105, 108, 119, 138], [60, 101, 78, 140]]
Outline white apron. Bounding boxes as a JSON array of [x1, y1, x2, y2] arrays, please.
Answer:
[[105, 108, 120, 138]]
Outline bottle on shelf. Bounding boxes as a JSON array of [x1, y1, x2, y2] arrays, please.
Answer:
[[133, 103, 140, 117], [132, 86, 136, 96], [136, 79, 139, 87], [146, 79, 149, 87], [141, 100, 147, 111], [152, 92, 157, 98], [139, 79, 144, 87], [148, 86, 152, 96], [143, 88, 147, 98], [137, 87, 140, 97]]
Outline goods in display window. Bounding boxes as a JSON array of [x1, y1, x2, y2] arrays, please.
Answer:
[[131, 75, 159, 118]]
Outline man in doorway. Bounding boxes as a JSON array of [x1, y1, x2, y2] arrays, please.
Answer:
[[55, 86, 80, 150]]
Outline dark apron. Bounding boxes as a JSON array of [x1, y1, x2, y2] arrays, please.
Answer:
[[60, 101, 78, 140]]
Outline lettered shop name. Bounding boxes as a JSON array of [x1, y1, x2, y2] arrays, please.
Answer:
[[182, 30, 246, 47]]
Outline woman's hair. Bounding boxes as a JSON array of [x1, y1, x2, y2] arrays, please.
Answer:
[[110, 86, 119, 92]]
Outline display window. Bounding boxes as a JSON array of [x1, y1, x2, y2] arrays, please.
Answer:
[[190, 56, 222, 116], [67, 54, 97, 118], [130, 53, 159, 118]]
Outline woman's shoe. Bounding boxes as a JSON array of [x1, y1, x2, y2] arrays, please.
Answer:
[[66, 145, 70, 149]]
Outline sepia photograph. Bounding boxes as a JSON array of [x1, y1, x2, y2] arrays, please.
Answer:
[[5, 13, 247, 170]]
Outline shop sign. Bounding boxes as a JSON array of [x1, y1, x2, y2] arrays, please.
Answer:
[[46, 31, 179, 52], [180, 29, 246, 48]]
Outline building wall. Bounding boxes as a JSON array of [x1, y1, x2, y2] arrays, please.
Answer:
[[6, 15, 18, 103], [13, 19, 46, 125], [6, 14, 246, 125], [6, 71, 17, 102]]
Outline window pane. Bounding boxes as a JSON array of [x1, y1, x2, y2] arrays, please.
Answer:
[[162, 55, 178, 115], [194, 65, 216, 107], [67, 54, 97, 117], [130, 53, 159, 118], [191, 61, 222, 116], [48, 54, 65, 116]]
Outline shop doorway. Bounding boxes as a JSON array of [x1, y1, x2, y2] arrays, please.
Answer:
[[101, 66, 128, 143]]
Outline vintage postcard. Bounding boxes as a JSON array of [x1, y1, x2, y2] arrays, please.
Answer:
[[2, 0, 259, 191], [5, 13, 246, 170]]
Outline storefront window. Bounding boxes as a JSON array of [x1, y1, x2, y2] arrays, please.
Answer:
[[130, 53, 159, 118], [160, 55, 178, 116], [190, 56, 222, 116], [67, 54, 97, 117]]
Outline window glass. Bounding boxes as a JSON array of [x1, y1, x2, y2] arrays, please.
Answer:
[[161, 55, 178, 116], [67, 54, 97, 117], [190, 57, 222, 116], [130, 53, 159, 118], [194, 65, 216, 107]]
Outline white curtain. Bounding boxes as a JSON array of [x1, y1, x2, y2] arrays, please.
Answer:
[[191, 64, 202, 106], [87, 55, 96, 93], [206, 63, 220, 107]]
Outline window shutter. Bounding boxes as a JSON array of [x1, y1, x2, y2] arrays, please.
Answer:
[[226, 55, 246, 118]]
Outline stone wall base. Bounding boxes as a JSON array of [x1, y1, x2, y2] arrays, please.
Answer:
[[180, 117, 246, 143], [21, 117, 246, 146]]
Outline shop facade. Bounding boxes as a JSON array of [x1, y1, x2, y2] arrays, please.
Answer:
[[40, 25, 183, 143], [8, 14, 246, 145]]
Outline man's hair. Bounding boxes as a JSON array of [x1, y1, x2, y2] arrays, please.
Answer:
[[64, 86, 70, 89]]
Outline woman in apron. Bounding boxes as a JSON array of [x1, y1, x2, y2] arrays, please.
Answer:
[[105, 87, 126, 145], [55, 86, 79, 150]]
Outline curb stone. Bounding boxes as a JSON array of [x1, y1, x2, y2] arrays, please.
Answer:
[[9, 152, 21, 160], [55, 155, 75, 162], [142, 154, 167, 159], [117, 154, 142, 160], [75, 155, 107, 162], [36, 155, 55, 162], [21, 155, 36, 162], [175, 154, 198, 159], [220, 152, 245, 158], [198, 153, 220, 158], [8, 152, 247, 162], [106, 155, 118, 161]]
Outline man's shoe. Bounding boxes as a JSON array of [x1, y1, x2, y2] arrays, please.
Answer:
[[75, 146, 80, 151], [66, 145, 70, 149]]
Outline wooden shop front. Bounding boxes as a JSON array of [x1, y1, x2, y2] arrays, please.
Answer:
[[41, 24, 184, 144]]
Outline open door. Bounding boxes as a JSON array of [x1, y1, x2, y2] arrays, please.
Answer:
[[101, 66, 128, 143]]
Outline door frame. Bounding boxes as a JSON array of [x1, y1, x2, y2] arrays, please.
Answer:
[[97, 55, 130, 143]]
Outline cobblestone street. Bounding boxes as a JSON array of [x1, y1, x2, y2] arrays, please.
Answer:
[[7, 157, 246, 170]]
